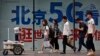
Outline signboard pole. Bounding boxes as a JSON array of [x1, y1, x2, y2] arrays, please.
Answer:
[[33, 0, 35, 51], [8, 28, 10, 40], [73, 0, 76, 52]]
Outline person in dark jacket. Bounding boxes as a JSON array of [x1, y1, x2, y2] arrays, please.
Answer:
[[50, 19, 60, 52], [76, 18, 87, 52]]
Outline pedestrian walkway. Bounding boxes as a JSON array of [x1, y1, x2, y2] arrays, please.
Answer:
[[0, 50, 100, 56]]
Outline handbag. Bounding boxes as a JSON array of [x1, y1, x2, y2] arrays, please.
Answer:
[[67, 35, 74, 46], [43, 40, 51, 47]]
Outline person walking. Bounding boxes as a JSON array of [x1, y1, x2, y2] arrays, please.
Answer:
[[76, 18, 87, 52], [86, 11, 96, 56], [61, 16, 76, 54]]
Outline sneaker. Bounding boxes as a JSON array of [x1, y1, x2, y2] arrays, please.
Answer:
[[38, 51, 43, 53], [53, 50, 58, 52], [49, 49, 53, 53], [56, 50, 59, 52], [60, 52, 66, 54], [77, 50, 80, 53], [87, 52, 95, 56]]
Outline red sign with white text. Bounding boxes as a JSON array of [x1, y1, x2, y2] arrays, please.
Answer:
[[18, 28, 100, 42]]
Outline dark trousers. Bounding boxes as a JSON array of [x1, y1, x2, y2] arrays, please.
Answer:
[[63, 35, 75, 53], [50, 37, 59, 50], [86, 34, 95, 52], [15, 33, 19, 41], [78, 33, 87, 51]]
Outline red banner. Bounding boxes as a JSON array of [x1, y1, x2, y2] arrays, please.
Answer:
[[18, 28, 100, 42]]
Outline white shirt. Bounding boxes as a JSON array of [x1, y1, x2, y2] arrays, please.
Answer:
[[42, 26, 49, 41], [14, 27, 20, 33], [87, 18, 95, 34], [63, 21, 71, 36], [43, 26, 49, 36]]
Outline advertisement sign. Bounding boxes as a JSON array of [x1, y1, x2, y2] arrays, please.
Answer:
[[0, 0, 100, 50]]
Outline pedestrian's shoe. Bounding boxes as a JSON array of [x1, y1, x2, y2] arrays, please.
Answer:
[[73, 47, 76, 52], [38, 51, 43, 54], [87, 52, 95, 56], [53, 49, 59, 52], [53, 50, 56, 52], [60, 52, 66, 54], [49, 49, 53, 53], [77, 50, 80, 53]]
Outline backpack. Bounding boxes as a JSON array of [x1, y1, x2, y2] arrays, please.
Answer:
[[83, 23, 88, 35]]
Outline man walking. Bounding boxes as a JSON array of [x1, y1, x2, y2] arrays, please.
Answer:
[[76, 18, 87, 52], [86, 11, 95, 56], [61, 16, 76, 54]]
